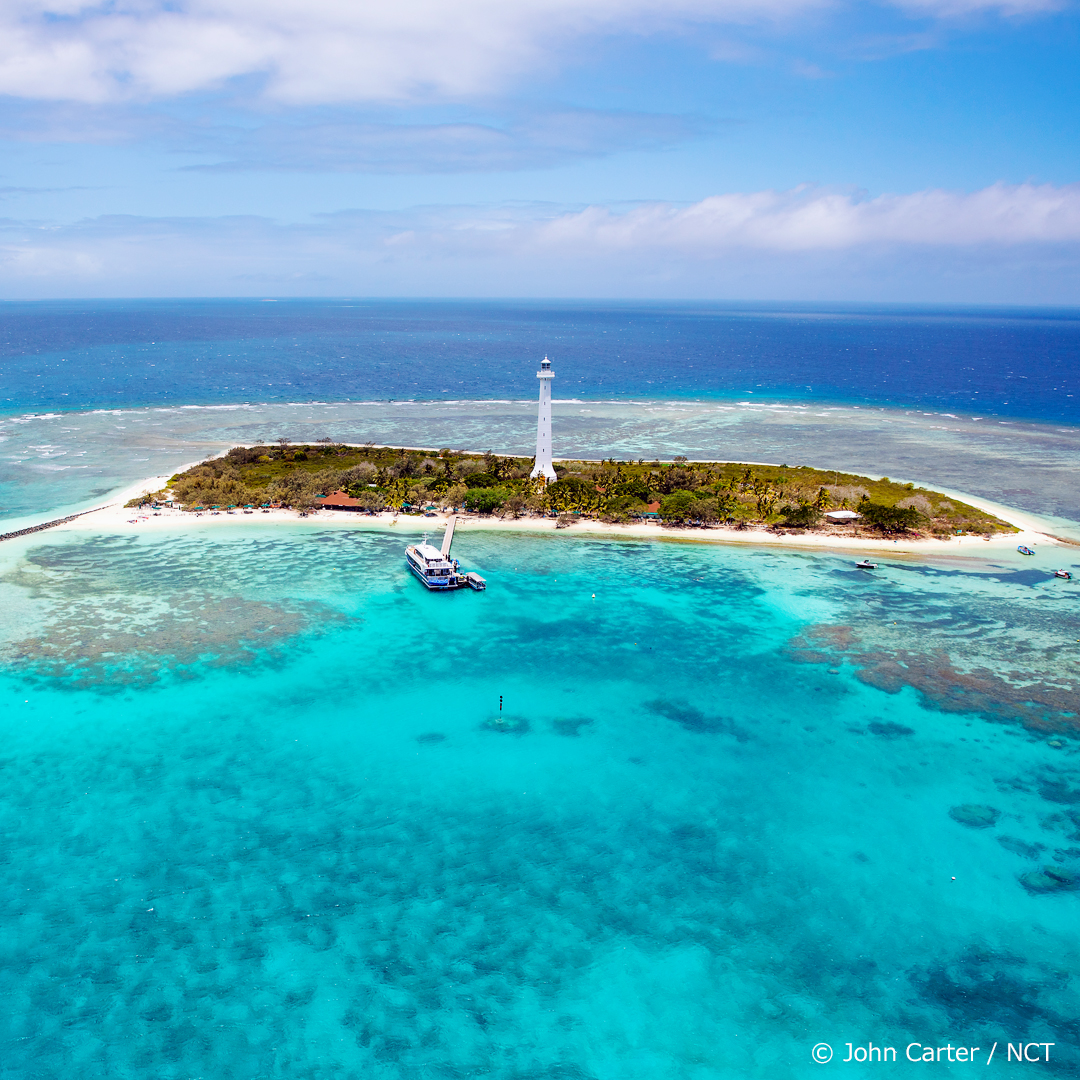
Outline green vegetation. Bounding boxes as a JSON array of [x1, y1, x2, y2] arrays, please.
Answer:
[[148, 442, 1016, 537], [463, 488, 509, 514], [857, 502, 923, 534], [780, 504, 822, 528]]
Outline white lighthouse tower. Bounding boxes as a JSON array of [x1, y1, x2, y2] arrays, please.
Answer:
[[530, 355, 557, 482]]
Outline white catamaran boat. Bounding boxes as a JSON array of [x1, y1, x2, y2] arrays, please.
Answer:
[[406, 542, 461, 590]]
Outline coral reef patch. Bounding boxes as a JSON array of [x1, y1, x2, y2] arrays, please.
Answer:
[[912, 947, 1080, 1069], [1019, 866, 1080, 894], [998, 836, 1045, 859], [866, 720, 916, 738], [787, 619, 1080, 736], [645, 699, 748, 740], [552, 717, 593, 737], [4, 592, 336, 690], [949, 804, 1001, 829]]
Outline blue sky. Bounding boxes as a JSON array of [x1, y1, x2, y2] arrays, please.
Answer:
[[1, 0, 1079, 300]]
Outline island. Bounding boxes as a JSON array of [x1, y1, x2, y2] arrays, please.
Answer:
[[134, 441, 1015, 539]]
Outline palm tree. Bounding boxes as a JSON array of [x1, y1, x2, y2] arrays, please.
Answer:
[[752, 479, 780, 518]]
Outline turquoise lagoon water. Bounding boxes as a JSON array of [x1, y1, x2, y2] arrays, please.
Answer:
[[3, 301, 1080, 1076], [1, 522, 1078, 1078]]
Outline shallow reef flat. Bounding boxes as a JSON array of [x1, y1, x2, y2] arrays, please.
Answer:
[[4, 397, 1080, 534], [0, 527, 1077, 1078]]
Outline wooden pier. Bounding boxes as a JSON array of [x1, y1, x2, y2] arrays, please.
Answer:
[[441, 515, 457, 557]]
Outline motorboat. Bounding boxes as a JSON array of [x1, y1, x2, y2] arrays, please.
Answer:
[[407, 517, 485, 592], [1054, 569, 1072, 580], [406, 543, 461, 590], [855, 559, 878, 570], [1018, 545, 1035, 556]]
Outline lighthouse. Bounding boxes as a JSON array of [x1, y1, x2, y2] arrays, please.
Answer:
[[530, 355, 557, 482]]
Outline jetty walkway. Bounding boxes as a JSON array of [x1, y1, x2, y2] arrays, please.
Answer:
[[0, 506, 111, 544], [441, 515, 457, 556]]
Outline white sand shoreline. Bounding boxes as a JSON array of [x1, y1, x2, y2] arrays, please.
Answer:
[[17, 468, 1072, 565]]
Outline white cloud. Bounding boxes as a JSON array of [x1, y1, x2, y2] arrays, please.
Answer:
[[2, 182, 1079, 300], [511, 183, 1080, 253], [0, 0, 811, 104], [0, 0, 1057, 106]]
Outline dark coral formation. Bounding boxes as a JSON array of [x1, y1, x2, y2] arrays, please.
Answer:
[[912, 947, 1080, 1073], [855, 651, 1080, 734], [866, 720, 915, 738], [5, 593, 329, 690], [948, 804, 1001, 829], [645, 698, 748, 740], [787, 621, 1080, 736], [1040, 778, 1080, 805], [0, 534, 353, 690], [551, 716, 593, 737], [1019, 866, 1080, 894], [998, 836, 1045, 859]]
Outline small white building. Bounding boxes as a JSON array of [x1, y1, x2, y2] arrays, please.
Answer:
[[825, 509, 861, 523]]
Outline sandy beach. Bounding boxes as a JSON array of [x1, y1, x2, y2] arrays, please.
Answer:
[[23, 467, 1071, 563]]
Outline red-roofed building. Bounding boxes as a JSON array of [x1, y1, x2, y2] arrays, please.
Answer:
[[315, 490, 365, 510]]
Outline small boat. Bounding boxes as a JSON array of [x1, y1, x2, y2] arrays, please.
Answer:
[[855, 559, 878, 570], [1055, 569, 1072, 580], [1018, 545, 1035, 556], [464, 572, 487, 591]]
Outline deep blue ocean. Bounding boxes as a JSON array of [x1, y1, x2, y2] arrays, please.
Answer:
[[2, 299, 1079, 422], [0, 301, 1078, 1078]]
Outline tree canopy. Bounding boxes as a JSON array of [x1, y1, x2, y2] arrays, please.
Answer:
[[156, 442, 1013, 535], [858, 502, 923, 533]]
